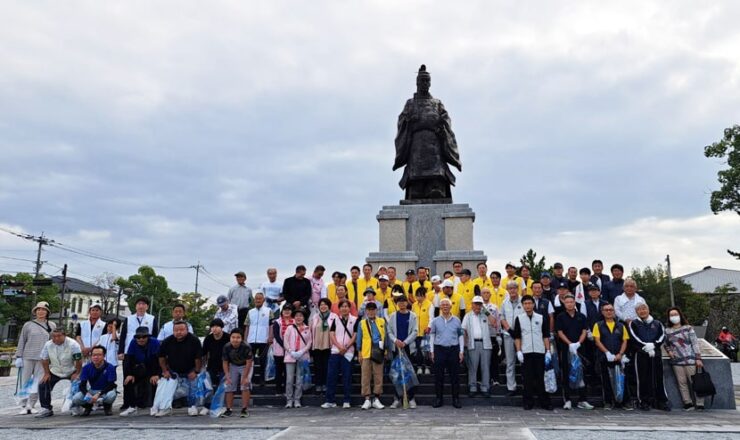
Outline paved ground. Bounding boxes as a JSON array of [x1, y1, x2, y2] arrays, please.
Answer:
[[1, 366, 738, 439]]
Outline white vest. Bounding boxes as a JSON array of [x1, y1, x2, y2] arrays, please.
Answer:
[[246, 306, 271, 344], [97, 333, 119, 366], [80, 318, 106, 349], [516, 312, 546, 354], [46, 337, 81, 377], [124, 313, 155, 353]]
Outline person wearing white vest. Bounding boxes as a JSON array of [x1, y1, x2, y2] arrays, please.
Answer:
[[36, 327, 83, 418], [500, 281, 524, 396], [97, 318, 121, 366], [157, 303, 194, 341], [512, 295, 552, 411], [76, 303, 106, 360], [118, 297, 158, 358], [244, 290, 273, 386]]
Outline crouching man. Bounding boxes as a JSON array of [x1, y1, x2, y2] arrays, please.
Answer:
[[157, 320, 206, 416], [72, 345, 117, 416]]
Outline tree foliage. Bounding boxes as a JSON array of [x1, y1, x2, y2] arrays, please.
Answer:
[[179, 291, 218, 337], [704, 125, 740, 259], [629, 265, 709, 325], [0, 273, 60, 327], [116, 266, 178, 324], [519, 249, 548, 280]]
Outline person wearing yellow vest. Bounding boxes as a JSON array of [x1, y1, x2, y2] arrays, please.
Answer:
[[375, 275, 393, 304], [520, 265, 534, 295], [358, 264, 379, 301], [489, 271, 507, 309], [411, 288, 433, 375], [356, 302, 386, 410], [434, 279, 465, 320], [326, 271, 342, 304], [383, 284, 406, 316], [411, 268, 433, 304], [386, 266, 403, 289], [455, 269, 475, 311], [473, 262, 494, 296], [502, 263, 522, 295], [402, 269, 416, 297], [347, 266, 362, 309]]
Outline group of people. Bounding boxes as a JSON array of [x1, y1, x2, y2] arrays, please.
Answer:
[[13, 260, 711, 418]]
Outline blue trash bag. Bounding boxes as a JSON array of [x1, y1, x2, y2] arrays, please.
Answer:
[[265, 346, 276, 382], [61, 379, 80, 413], [608, 364, 625, 403], [420, 335, 431, 356], [209, 381, 227, 418], [299, 359, 313, 391], [389, 352, 419, 396], [551, 349, 560, 378], [189, 371, 211, 406], [15, 376, 35, 405], [568, 353, 584, 389]]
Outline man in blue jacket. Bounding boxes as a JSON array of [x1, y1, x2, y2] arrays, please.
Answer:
[[72, 345, 117, 416]]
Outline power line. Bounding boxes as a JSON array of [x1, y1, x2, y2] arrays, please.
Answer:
[[200, 266, 231, 288]]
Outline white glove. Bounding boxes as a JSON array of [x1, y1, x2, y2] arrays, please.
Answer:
[[643, 343, 655, 353], [647, 349, 656, 358], [516, 351, 524, 363], [290, 351, 299, 359], [621, 355, 630, 366], [496, 336, 502, 346], [605, 352, 615, 362], [569, 343, 579, 355], [15, 358, 23, 368], [587, 330, 594, 341]]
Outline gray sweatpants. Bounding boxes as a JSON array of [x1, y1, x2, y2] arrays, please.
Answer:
[[503, 334, 517, 391], [285, 362, 303, 402], [467, 341, 491, 392]]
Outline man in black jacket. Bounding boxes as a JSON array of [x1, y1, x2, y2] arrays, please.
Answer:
[[282, 265, 312, 312], [120, 326, 161, 416]]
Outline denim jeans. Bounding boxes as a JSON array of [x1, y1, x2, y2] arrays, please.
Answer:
[[325, 353, 353, 404]]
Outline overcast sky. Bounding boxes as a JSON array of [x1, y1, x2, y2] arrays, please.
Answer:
[[1, 1, 739, 298]]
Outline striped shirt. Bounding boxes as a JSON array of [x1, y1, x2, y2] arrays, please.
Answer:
[[16, 319, 56, 360]]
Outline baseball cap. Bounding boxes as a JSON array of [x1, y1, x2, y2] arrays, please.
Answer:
[[216, 295, 229, 305], [431, 275, 442, 283], [379, 275, 389, 281], [472, 296, 484, 304], [441, 279, 454, 288]]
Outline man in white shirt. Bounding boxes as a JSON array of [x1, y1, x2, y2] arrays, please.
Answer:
[[614, 278, 646, 324], [260, 268, 283, 313], [36, 328, 83, 418], [244, 291, 273, 385], [75, 303, 106, 361], [462, 296, 495, 397], [158, 303, 194, 340], [500, 280, 524, 396]]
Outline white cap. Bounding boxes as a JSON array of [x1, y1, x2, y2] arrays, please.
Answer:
[[472, 296, 484, 304], [441, 279, 454, 288], [431, 275, 442, 283], [378, 275, 389, 281]]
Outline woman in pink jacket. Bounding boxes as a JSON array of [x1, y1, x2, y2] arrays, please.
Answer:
[[283, 308, 313, 408], [271, 305, 295, 396]]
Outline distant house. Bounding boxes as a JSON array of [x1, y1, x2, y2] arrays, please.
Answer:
[[678, 266, 740, 294], [51, 276, 131, 333]]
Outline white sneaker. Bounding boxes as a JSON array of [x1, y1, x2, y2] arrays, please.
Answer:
[[424, 367, 431, 375], [154, 408, 171, 417], [372, 398, 385, 409], [285, 401, 293, 409], [577, 401, 594, 410], [18, 407, 30, 415], [188, 406, 199, 416], [409, 399, 417, 409], [293, 401, 302, 408], [416, 367, 423, 375], [390, 399, 400, 409], [199, 407, 210, 416], [563, 400, 572, 410], [361, 399, 372, 410], [321, 402, 337, 409], [120, 407, 138, 417], [342, 402, 351, 409], [28, 407, 38, 414]]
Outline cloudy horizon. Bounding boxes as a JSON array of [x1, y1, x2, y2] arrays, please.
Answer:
[[1, 1, 739, 298]]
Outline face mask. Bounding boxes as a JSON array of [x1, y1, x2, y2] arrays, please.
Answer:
[[669, 316, 681, 325]]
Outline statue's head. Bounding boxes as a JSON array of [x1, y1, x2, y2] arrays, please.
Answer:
[[416, 64, 431, 94]]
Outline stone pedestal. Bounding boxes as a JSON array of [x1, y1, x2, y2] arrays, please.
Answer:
[[662, 339, 735, 409], [366, 203, 487, 275]]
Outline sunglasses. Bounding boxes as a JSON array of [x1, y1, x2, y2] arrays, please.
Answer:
[[135, 335, 148, 339]]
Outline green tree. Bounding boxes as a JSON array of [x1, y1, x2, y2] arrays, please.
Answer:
[[519, 249, 548, 280], [704, 125, 740, 259], [0, 273, 60, 328], [629, 265, 709, 325], [179, 291, 218, 337], [116, 266, 177, 325], [706, 284, 739, 342]]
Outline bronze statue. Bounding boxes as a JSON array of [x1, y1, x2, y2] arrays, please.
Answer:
[[393, 65, 461, 204]]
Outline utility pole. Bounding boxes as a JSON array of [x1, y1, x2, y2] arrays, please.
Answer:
[[33, 232, 50, 279], [59, 264, 68, 327], [666, 254, 675, 307], [194, 261, 201, 295]]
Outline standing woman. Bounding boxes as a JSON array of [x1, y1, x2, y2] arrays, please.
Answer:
[[283, 308, 313, 408], [664, 307, 705, 410], [14, 301, 56, 414], [271, 305, 295, 396], [97, 318, 121, 367], [322, 299, 358, 408], [310, 298, 334, 395]]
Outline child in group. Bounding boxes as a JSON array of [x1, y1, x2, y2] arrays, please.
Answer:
[[222, 329, 253, 418]]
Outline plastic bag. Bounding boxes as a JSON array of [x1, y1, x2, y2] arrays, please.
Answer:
[[420, 335, 431, 356], [61, 379, 80, 413], [389, 352, 419, 396], [189, 371, 211, 406], [544, 369, 557, 394], [568, 353, 584, 389], [299, 359, 313, 391], [209, 381, 227, 418], [607, 364, 625, 403], [15, 376, 35, 405], [265, 346, 276, 382], [150, 376, 178, 415]]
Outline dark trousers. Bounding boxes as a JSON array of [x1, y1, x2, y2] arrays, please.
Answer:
[[558, 345, 587, 402], [600, 359, 630, 405], [325, 353, 353, 404], [522, 353, 549, 408], [123, 376, 155, 409], [237, 308, 249, 332], [312, 349, 331, 387], [634, 351, 668, 406], [490, 336, 501, 383], [250, 343, 268, 385], [625, 348, 638, 403], [433, 345, 460, 399], [414, 337, 430, 369], [39, 373, 70, 410], [582, 340, 599, 384], [274, 355, 286, 394]]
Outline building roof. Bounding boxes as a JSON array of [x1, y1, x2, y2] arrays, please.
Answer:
[[51, 276, 106, 295], [678, 266, 740, 293]]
